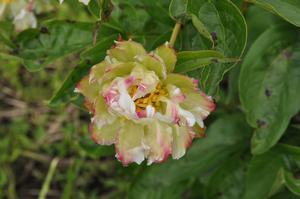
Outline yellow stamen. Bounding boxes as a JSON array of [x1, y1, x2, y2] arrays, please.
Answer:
[[129, 83, 168, 111], [1, 0, 14, 4]]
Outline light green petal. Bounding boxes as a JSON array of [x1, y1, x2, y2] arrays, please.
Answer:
[[107, 40, 146, 62], [172, 125, 194, 159], [181, 92, 215, 114], [115, 121, 145, 165], [102, 62, 136, 85], [75, 75, 100, 104], [155, 44, 177, 73], [135, 54, 167, 79], [163, 73, 197, 93], [90, 118, 122, 145], [89, 61, 107, 83], [144, 121, 173, 165], [93, 96, 116, 124]]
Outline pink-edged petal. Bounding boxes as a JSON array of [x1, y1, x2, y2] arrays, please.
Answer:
[[135, 53, 167, 79], [163, 73, 198, 93], [107, 40, 146, 62], [166, 84, 185, 103], [144, 121, 173, 165], [171, 125, 195, 159], [90, 118, 122, 145], [181, 92, 215, 120], [115, 122, 145, 166], [93, 96, 116, 127], [154, 42, 177, 73]]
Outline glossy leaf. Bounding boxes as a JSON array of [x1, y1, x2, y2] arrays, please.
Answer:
[[178, 0, 247, 96], [246, 0, 300, 27], [239, 26, 300, 154]]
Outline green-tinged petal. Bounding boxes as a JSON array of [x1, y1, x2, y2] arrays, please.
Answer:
[[107, 40, 146, 62], [90, 118, 122, 145], [135, 54, 167, 79], [172, 125, 194, 159], [155, 43, 177, 73], [115, 121, 145, 166], [102, 62, 136, 85], [181, 92, 215, 119], [163, 73, 197, 93], [75, 75, 99, 105], [89, 61, 107, 83], [93, 96, 116, 125], [144, 121, 173, 165]]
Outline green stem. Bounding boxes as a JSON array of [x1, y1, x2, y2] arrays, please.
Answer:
[[169, 22, 181, 47], [38, 157, 59, 199]]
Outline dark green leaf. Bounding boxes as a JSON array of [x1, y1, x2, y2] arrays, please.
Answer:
[[247, 0, 300, 27], [191, 14, 214, 47], [244, 150, 284, 199], [284, 170, 300, 196], [179, 0, 247, 96], [239, 25, 300, 154], [175, 50, 239, 73], [169, 0, 189, 22]]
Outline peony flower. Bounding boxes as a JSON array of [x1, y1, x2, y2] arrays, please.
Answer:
[[75, 40, 215, 165]]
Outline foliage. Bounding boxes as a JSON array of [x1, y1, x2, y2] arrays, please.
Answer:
[[0, 0, 300, 198]]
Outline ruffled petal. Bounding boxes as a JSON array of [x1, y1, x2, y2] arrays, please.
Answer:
[[135, 54, 167, 79], [75, 75, 100, 106], [90, 118, 122, 145], [102, 62, 136, 85], [163, 73, 198, 93], [181, 92, 215, 119], [171, 125, 195, 159], [93, 96, 116, 127], [115, 122, 145, 166], [89, 61, 107, 83], [130, 66, 160, 100], [144, 121, 173, 165], [107, 40, 146, 62], [154, 43, 177, 73]]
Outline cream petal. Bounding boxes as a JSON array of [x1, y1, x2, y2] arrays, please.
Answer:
[[144, 121, 173, 165], [115, 122, 145, 165], [90, 118, 122, 145], [171, 125, 195, 159]]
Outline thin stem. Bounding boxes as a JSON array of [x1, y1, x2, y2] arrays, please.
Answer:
[[38, 157, 59, 199], [169, 22, 181, 47]]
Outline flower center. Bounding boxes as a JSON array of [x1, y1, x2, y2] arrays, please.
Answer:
[[129, 83, 168, 111]]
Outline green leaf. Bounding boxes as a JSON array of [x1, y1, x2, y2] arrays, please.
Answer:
[[244, 150, 284, 199], [284, 170, 300, 196], [239, 25, 300, 154], [191, 14, 214, 47], [204, 155, 248, 199], [16, 21, 94, 71], [246, 0, 300, 27], [48, 35, 117, 107], [88, 0, 113, 20], [178, 0, 247, 96], [175, 50, 239, 73], [169, 0, 189, 22], [129, 113, 251, 199], [16, 20, 117, 72]]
